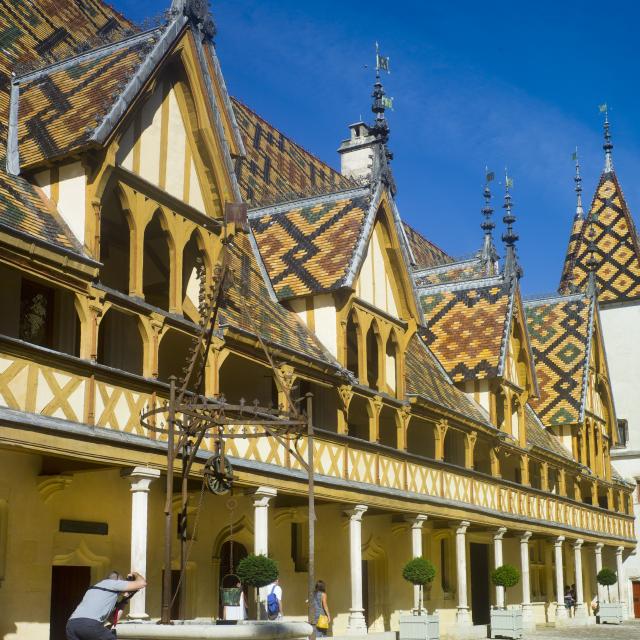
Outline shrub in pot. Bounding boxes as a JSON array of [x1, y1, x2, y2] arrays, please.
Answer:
[[597, 567, 617, 603], [237, 554, 279, 620], [402, 556, 436, 614], [491, 564, 520, 607]]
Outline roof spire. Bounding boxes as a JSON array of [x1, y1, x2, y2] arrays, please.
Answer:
[[368, 42, 396, 195], [573, 146, 584, 220], [600, 103, 614, 173], [370, 42, 391, 144], [480, 168, 498, 274], [502, 170, 522, 279]]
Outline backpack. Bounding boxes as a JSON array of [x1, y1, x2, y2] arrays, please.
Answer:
[[267, 585, 280, 618]]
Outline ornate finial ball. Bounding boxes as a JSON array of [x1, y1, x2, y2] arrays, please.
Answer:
[[185, 0, 208, 23], [201, 18, 216, 41]]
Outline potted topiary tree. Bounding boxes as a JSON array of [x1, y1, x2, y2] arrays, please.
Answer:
[[399, 557, 439, 640], [236, 554, 279, 620], [596, 568, 623, 624], [489, 565, 523, 640]]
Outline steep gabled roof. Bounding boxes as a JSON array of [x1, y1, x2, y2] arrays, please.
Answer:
[[418, 275, 511, 383], [219, 232, 340, 366], [15, 30, 155, 168], [232, 97, 356, 207], [524, 292, 593, 426], [404, 333, 491, 425], [402, 221, 451, 269], [413, 256, 486, 288], [0, 0, 131, 253], [524, 404, 573, 461], [249, 186, 371, 300], [559, 171, 640, 303]]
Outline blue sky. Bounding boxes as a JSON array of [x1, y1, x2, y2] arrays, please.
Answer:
[[111, 0, 640, 296]]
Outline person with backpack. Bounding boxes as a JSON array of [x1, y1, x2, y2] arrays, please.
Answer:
[[66, 571, 146, 640], [265, 578, 283, 620]]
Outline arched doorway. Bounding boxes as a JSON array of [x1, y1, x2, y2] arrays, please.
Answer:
[[143, 211, 171, 310], [218, 540, 248, 618]]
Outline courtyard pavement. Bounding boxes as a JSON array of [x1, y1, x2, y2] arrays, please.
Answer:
[[524, 620, 640, 639]]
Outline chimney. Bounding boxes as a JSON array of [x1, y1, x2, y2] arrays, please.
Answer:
[[337, 121, 376, 180]]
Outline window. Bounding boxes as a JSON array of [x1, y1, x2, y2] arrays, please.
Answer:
[[617, 419, 629, 447], [20, 279, 54, 348], [291, 522, 309, 572]]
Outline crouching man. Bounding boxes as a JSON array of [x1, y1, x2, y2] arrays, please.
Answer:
[[66, 571, 147, 640]]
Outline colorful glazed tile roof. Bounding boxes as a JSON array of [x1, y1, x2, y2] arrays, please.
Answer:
[[232, 97, 356, 207], [219, 232, 339, 365], [249, 188, 371, 300], [419, 278, 511, 383], [402, 221, 452, 269], [524, 293, 592, 426], [524, 404, 572, 460], [413, 257, 487, 287], [559, 171, 640, 302], [405, 333, 490, 425], [16, 33, 154, 168], [0, 0, 131, 251]]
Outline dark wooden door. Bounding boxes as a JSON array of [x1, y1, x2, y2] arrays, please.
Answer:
[[470, 543, 490, 625], [633, 581, 640, 618], [50, 565, 91, 640]]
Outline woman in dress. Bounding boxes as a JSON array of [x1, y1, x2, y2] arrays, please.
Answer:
[[313, 580, 331, 637]]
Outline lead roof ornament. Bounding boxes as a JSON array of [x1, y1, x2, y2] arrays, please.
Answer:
[[480, 169, 499, 273], [572, 147, 583, 220], [599, 103, 614, 173], [501, 171, 523, 279], [369, 42, 396, 196]]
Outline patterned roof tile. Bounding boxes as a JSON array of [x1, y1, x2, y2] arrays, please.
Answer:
[[0, 0, 130, 251], [524, 404, 572, 460], [250, 190, 370, 300], [232, 97, 356, 207], [17, 34, 153, 168], [403, 221, 451, 269], [414, 257, 486, 287], [419, 280, 511, 383], [405, 333, 490, 425], [524, 294, 592, 426], [559, 172, 640, 302], [220, 232, 339, 365]]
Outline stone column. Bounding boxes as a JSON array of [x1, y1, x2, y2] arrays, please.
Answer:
[[594, 543, 603, 603], [493, 527, 507, 608], [520, 532, 534, 629], [346, 505, 368, 633], [409, 515, 428, 612], [122, 466, 161, 619], [616, 546, 626, 611], [573, 539, 586, 619], [554, 536, 568, 620], [254, 487, 277, 608], [455, 521, 471, 625]]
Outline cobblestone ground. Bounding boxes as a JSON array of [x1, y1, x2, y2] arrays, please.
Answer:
[[524, 620, 640, 639]]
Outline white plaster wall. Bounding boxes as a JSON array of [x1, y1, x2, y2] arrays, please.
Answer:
[[313, 294, 337, 358], [355, 227, 399, 318], [57, 162, 86, 245], [165, 86, 186, 200], [601, 303, 640, 451], [33, 169, 51, 199], [288, 298, 307, 327], [139, 81, 163, 186]]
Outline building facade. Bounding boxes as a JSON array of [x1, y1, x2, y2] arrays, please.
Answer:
[[559, 119, 640, 619], [0, 2, 635, 640]]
